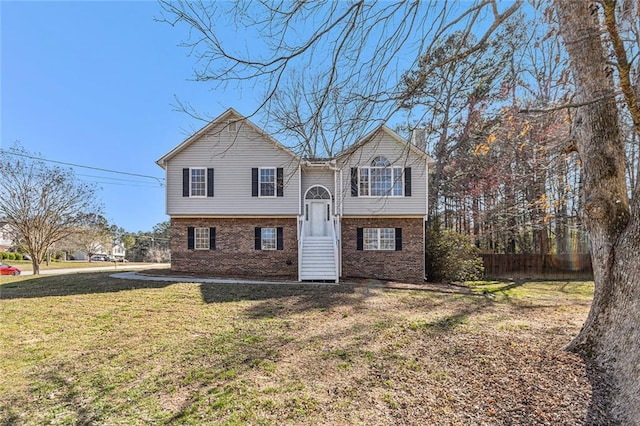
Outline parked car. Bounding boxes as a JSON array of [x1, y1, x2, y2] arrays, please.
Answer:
[[0, 263, 21, 276], [22, 253, 32, 261], [90, 255, 108, 261]]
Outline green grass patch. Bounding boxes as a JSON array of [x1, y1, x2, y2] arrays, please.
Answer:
[[466, 280, 594, 300]]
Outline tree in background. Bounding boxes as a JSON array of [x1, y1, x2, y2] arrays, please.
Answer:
[[124, 221, 171, 262], [0, 146, 102, 274]]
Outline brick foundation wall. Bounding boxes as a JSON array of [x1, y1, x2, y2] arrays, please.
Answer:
[[341, 217, 424, 283], [171, 217, 298, 278]]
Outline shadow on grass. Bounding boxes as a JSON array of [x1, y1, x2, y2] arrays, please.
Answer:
[[0, 273, 359, 316], [200, 282, 357, 318], [0, 273, 174, 300]]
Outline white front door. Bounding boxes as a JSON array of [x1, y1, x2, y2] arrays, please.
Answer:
[[308, 201, 328, 236]]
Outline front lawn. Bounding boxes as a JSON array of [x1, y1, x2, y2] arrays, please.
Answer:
[[0, 274, 600, 425]]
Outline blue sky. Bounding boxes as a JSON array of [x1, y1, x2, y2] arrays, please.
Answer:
[[1, 1, 260, 232], [2, 1, 525, 232]]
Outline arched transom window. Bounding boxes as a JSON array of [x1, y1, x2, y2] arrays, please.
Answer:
[[305, 186, 331, 200], [371, 156, 391, 167], [358, 156, 404, 196]]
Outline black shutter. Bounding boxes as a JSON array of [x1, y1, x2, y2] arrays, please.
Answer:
[[276, 168, 284, 197], [351, 168, 359, 197], [187, 227, 194, 249], [277, 227, 283, 250], [395, 228, 402, 251], [252, 168, 259, 197], [183, 168, 190, 197], [404, 167, 412, 197], [356, 227, 363, 251], [207, 168, 214, 197], [209, 227, 216, 250], [255, 227, 261, 250]]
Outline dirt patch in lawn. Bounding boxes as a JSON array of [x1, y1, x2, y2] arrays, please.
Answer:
[[0, 274, 603, 424]]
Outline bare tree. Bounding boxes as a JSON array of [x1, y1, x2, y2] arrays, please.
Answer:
[[160, 0, 640, 421], [0, 147, 102, 274], [158, 0, 522, 153]]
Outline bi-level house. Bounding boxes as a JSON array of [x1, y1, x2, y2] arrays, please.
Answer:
[[157, 108, 434, 283]]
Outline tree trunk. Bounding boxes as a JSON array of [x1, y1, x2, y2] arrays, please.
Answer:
[[31, 259, 40, 275], [555, 1, 640, 423]]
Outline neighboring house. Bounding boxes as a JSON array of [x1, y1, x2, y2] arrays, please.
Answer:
[[74, 243, 125, 261], [0, 222, 16, 251], [156, 108, 434, 283], [111, 243, 126, 261]]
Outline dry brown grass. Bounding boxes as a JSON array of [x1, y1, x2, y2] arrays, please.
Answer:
[[0, 273, 598, 425]]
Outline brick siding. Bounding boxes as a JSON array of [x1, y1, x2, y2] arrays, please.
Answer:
[[341, 217, 424, 283], [171, 217, 298, 278]]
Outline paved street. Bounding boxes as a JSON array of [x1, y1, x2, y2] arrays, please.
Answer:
[[18, 263, 170, 276]]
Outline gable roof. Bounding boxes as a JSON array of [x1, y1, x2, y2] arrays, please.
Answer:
[[336, 125, 436, 165], [156, 108, 300, 168]]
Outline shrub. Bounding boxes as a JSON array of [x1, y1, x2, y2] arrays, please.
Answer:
[[14, 253, 23, 261], [425, 223, 484, 282], [0, 252, 6, 260], [5, 252, 15, 261]]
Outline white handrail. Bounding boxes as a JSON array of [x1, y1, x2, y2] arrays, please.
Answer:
[[297, 215, 305, 281], [330, 216, 340, 283]]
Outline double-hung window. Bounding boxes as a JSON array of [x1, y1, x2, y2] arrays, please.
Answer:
[[363, 228, 396, 251], [260, 168, 276, 197], [255, 227, 284, 250], [252, 167, 283, 197], [190, 168, 206, 197], [261, 227, 276, 250], [357, 157, 403, 197], [194, 227, 210, 249], [183, 168, 214, 197], [187, 226, 216, 250]]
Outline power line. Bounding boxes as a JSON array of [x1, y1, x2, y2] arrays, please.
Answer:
[[78, 179, 163, 188], [1, 149, 165, 186], [77, 173, 164, 187]]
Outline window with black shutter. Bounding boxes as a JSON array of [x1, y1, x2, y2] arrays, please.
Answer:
[[404, 168, 411, 197], [209, 227, 216, 250], [207, 168, 214, 197], [187, 227, 194, 249], [351, 168, 359, 197], [395, 228, 402, 251]]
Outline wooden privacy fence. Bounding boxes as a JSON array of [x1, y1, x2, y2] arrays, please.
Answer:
[[480, 253, 593, 278]]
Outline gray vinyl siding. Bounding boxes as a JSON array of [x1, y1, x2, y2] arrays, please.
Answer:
[[301, 168, 335, 198], [338, 132, 428, 216], [165, 121, 300, 216]]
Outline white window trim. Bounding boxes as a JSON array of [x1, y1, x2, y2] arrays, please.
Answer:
[[258, 167, 277, 198], [261, 227, 277, 250], [364, 228, 396, 251], [227, 120, 238, 132], [358, 166, 404, 197], [194, 227, 210, 250], [190, 167, 207, 198]]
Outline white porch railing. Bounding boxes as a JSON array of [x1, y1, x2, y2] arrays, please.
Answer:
[[330, 215, 340, 283], [297, 215, 305, 281]]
